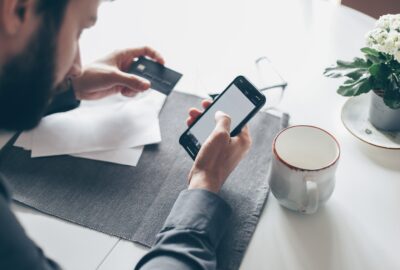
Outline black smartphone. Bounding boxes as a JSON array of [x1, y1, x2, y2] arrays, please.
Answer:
[[179, 76, 266, 160]]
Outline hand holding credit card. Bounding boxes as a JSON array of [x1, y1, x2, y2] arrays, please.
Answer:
[[129, 57, 183, 95]]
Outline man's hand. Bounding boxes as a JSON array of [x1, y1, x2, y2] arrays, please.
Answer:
[[186, 100, 252, 193], [72, 46, 165, 100]]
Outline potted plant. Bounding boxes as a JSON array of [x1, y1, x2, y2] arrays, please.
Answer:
[[324, 14, 400, 132]]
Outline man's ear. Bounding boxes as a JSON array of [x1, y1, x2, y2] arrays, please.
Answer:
[[0, 0, 36, 36]]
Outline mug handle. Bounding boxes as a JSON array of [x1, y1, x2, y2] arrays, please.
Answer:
[[305, 180, 319, 214]]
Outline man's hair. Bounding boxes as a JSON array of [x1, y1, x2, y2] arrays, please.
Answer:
[[35, 0, 70, 31]]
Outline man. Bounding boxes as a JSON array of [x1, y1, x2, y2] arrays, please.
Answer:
[[0, 0, 252, 269]]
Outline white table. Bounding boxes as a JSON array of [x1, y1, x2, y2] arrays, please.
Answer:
[[1, 0, 400, 269]]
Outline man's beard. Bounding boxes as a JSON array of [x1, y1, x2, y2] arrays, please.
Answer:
[[0, 20, 57, 131]]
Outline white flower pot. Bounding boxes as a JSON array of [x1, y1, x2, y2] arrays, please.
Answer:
[[369, 91, 400, 132]]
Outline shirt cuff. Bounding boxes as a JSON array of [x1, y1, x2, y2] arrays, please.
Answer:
[[162, 189, 232, 247]]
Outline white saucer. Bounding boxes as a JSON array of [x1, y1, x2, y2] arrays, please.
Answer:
[[341, 94, 400, 150]]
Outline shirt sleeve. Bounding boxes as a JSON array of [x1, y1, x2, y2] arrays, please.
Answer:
[[135, 189, 232, 270], [0, 176, 61, 270]]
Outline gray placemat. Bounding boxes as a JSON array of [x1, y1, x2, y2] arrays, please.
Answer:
[[0, 91, 288, 270]]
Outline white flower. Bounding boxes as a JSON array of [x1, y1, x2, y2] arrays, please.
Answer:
[[376, 14, 392, 30], [366, 14, 400, 63], [395, 51, 400, 63], [384, 31, 399, 53], [392, 19, 400, 31], [366, 29, 388, 49]]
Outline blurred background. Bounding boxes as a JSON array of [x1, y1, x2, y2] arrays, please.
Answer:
[[329, 0, 400, 18]]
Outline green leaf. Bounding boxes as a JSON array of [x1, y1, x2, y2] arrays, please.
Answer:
[[369, 63, 391, 83], [369, 64, 380, 77], [356, 78, 373, 95], [323, 68, 344, 78], [343, 78, 354, 84], [361, 47, 380, 57], [389, 73, 400, 89], [324, 69, 346, 78], [337, 76, 372, 96], [324, 68, 366, 79], [361, 48, 384, 64], [345, 69, 367, 80], [383, 95, 400, 109], [365, 54, 383, 64], [368, 76, 385, 90], [324, 57, 371, 79], [337, 57, 370, 69], [383, 80, 400, 109], [381, 52, 395, 62], [324, 67, 369, 79]]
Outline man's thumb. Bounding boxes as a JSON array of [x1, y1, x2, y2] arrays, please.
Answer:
[[214, 111, 231, 132]]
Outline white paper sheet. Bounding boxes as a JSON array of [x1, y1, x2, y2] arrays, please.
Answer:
[[31, 93, 163, 158], [14, 90, 167, 166], [15, 131, 144, 166]]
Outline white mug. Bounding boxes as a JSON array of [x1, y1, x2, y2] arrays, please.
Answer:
[[268, 125, 340, 214]]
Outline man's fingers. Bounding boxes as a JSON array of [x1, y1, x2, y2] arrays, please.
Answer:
[[135, 46, 165, 64], [121, 88, 139, 97], [122, 46, 165, 65], [187, 105, 209, 127], [113, 71, 150, 91], [188, 100, 212, 120], [232, 125, 252, 148], [240, 125, 251, 140], [189, 108, 202, 118], [186, 117, 195, 127], [201, 99, 212, 110]]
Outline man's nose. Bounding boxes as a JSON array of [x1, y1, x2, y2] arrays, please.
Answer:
[[68, 49, 82, 79]]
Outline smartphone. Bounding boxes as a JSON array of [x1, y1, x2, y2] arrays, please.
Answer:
[[179, 76, 266, 160]]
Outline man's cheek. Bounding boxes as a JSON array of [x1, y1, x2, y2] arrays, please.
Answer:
[[55, 33, 77, 86]]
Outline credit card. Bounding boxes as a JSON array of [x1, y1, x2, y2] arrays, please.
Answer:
[[128, 57, 183, 95]]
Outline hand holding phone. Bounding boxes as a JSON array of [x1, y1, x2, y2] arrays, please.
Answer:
[[187, 107, 252, 193], [182, 76, 266, 193], [180, 76, 266, 159]]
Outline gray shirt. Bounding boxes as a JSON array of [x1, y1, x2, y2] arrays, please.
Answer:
[[0, 175, 231, 270]]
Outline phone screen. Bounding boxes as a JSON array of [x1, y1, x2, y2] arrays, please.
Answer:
[[187, 84, 256, 147]]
